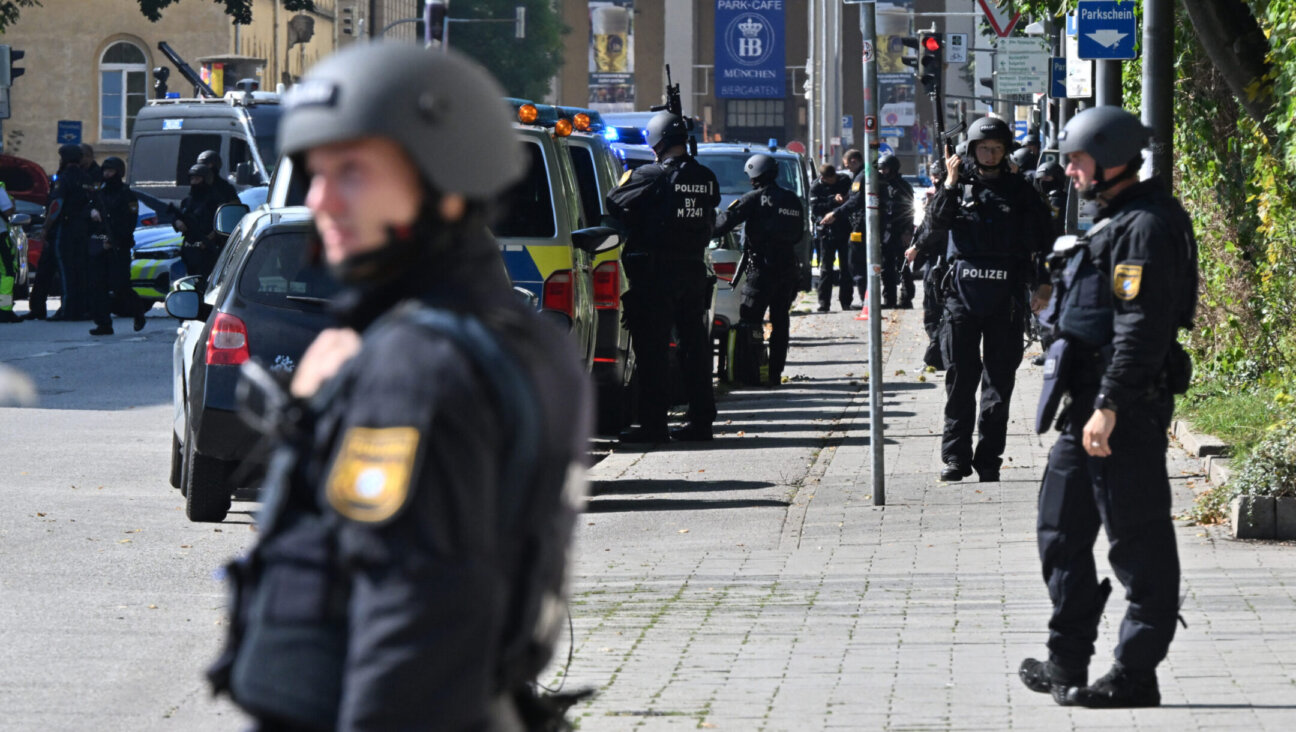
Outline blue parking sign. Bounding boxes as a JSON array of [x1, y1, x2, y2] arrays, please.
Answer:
[[1076, 0, 1138, 60], [1014, 121, 1028, 142], [1051, 57, 1067, 98], [57, 120, 82, 146]]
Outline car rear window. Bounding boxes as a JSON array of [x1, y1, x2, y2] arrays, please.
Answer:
[[238, 231, 340, 308], [494, 141, 556, 239], [698, 153, 803, 197], [568, 144, 603, 226]]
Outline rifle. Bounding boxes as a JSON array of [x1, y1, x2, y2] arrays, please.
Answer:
[[731, 248, 750, 290], [651, 64, 697, 157], [941, 120, 967, 158]]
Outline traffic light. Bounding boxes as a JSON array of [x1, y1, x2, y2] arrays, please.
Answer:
[[0, 45, 25, 87], [900, 37, 921, 71], [920, 33, 943, 96]]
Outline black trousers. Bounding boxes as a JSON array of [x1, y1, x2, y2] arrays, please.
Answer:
[[741, 266, 797, 380], [939, 293, 1024, 471], [921, 262, 946, 369], [1037, 390, 1180, 672], [89, 246, 149, 328], [816, 234, 854, 309], [627, 262, 715, 431], [848, 235, 869, 303], [182, 243, 220, 282], [27, 238, 60, 317], [55, 229, 90, 319]]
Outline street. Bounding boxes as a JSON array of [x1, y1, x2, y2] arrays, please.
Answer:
[[2, 299, 1295, 730]]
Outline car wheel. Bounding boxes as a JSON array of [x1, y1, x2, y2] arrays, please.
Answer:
[[170, 431, 183, 489], [184, 425, 234, 523]]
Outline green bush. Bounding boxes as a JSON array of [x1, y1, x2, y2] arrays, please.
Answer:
[[1228, 420, 1296, 500]]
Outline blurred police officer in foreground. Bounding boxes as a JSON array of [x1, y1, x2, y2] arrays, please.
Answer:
[[905, 117, 1052, 482], [206, 42, 591, 731], [809, 164, 853, 312], [174, 163, 224, 280], [197, 149, 242, 206], [88, 157, 148, 335], [876, 153, 915, 308], [714, 153, 806, 386], [1020, 107, 1197, 709], [818, 149, 867, 307], [607, 110, 720, 443]]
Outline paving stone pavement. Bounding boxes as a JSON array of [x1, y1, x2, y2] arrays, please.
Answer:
[[552, 292, 1296, 731]]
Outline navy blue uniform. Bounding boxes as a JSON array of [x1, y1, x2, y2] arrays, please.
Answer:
[[176, 183, 224, 280], [926, 172, 1052, 477], [911, 188, 948, 369], [1035, 178, 1197, 675], [714, 180, 805, 383], [88, 179, 149, 329], [214, 232, 592, 730], [31, 165, 94, 320], [606, 153, 720, 433], [810, 175, 853, 310], [879, 173, 915, 307]]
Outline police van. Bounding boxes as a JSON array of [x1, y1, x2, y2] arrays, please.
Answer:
[[127, 90, 281, 208]]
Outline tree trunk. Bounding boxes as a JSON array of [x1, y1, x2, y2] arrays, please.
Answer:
[[1180, 0, 1277, 139]]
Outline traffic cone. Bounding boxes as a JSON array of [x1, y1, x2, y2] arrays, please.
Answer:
[[855, 289, 870, 321]]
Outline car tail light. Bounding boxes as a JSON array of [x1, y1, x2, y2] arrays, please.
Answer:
[[542, 270, 575, 317], [140, 216, 158, 226], [592, 260, 620, 310], [713, 261, 738, 283], [205, 312, 250, 365]]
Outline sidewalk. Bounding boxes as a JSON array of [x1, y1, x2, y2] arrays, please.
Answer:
[[554, 293, 1296, 730]]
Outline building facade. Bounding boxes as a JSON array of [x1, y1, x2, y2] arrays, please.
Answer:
[[0, 0, 415, 172]]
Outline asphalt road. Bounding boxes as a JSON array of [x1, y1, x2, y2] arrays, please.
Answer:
[[0, 306, 255, 730]]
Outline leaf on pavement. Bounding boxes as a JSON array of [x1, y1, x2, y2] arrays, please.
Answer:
[[678, 529, 689, 534]]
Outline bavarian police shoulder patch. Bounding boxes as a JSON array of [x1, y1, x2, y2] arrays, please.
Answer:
[[1113, 263, 1143, 301], [618, 169, 632, 186], [325, 426, 420, 523], [851, 181, 861, 192]]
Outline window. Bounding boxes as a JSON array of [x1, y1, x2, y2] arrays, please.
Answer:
[[725, 100, 785, 129], [238, 232, 340, 309], [568, 145, 603, 227], [494, 142, 556, 239], [100, 41, 149, 141], [130, 133, 222, 185]]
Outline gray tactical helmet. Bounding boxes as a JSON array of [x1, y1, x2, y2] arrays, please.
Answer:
[[877, 153, 900, 175], [279, 42, 523, 199], [744, 153, 777, 181], [966, 117, 1013, 146], [1058, 106, 1152, 169], [197, 149, 222, 171], [188, 163, 213, 184], [646, 111, 689, 150], [1010, 147, 1035, 169]]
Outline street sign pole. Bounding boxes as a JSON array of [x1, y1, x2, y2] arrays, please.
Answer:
[[1142, 0, 1173, 190], [859, 0, 885, 507]]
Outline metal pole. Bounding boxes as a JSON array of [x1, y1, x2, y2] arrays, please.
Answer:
[[1095, 60, 1121, 107], [1142, 0, 1173, 189], [860, 1, 885, 507], [807, 0, 816, 161]]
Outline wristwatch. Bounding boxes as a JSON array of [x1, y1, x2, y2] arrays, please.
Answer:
[[1093, 392, 1119, 413]]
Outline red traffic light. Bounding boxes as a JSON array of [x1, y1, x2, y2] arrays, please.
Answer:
[[923, 36, 942, 52]]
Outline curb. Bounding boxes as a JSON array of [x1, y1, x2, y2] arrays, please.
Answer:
[[1172, 419, 1232, 487]]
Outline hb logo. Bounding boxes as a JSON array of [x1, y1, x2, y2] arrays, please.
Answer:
[[738, 17, 763, 57], [728, 13, 773, 66]]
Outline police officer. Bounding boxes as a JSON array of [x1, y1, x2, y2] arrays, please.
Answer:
[[607, 110, 720, 443], [43, 144, 95, 321], [904, 116, 1053, 482], [809, 164, 853, 312], [1035, 159, 1068, 236], [0, 182, 19, 324], [80, 143, 102, 185], [174, 163, 224, 280], [877, 153, 916, 309], [713, 154, 805, 386], [1020, 107, 1198, 709], [911, 159, 951, 369], [1018, 132, 1041, 172], [197, 149, 241, 206], [819, 149, 867, 307], [87, 157, 148, 335], [206, 43, 592, 730]]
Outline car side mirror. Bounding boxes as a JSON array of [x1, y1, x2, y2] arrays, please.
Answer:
[[9, 213, 31, 227], [235, 161, 254, 186], [571, 226, 622, 255], [165, 289, 209, 321], [214, 203, 250, 236]]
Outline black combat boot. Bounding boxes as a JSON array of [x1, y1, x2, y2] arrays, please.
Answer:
[[669, 422, 713, 442], [1019, 658, 1087, 706], [939, 462, 973, 481], [1067, 663, 1160, 708], [0, 309, 21, 323], [89, 324, 114, 336]]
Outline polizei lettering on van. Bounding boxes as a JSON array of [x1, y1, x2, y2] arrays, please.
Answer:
[[959, 267, 1009, 280]]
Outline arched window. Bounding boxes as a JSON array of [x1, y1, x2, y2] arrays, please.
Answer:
[[100, 41, 148, 141]]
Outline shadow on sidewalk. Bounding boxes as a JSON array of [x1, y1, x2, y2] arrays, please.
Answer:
[[583, 497, 789, 513], [590, 478, 774, 497]]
